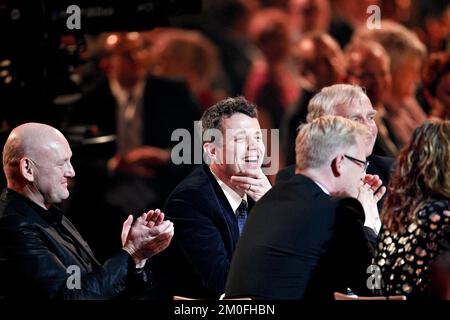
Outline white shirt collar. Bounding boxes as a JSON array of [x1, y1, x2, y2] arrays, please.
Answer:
[[210, 168, 247, 214], [109, 77, 146, 105], [313, 180, 330, 195]]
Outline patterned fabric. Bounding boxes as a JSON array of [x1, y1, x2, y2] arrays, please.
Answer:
[[236, 200, 248, 235], [376, 199, 450, 297]]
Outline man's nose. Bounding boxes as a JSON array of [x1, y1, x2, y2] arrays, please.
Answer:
[[247, 137, 259, 149], [66, 162, 76, 178]]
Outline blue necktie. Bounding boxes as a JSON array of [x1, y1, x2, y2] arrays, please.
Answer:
[[236, 200, 248, 235]]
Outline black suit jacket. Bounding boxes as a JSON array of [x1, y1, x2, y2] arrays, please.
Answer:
[[225, 174, 373, 300], [0, 190, 149, 300], [152, 165, 254, 298]]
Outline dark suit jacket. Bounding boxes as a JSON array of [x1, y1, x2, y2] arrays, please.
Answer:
[[152, 165, 254, 299], [225, 174, 373, 300], [0, 190, 149, 300]]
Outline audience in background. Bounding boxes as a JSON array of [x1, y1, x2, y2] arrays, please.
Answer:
[[345, 40, 399, 156], [283, 32, 345, 165], [288, 0, 330, 40], [245, 8, 300, 131], [422, 51, 450, 120], [151, 28, 227, 109], [353, 20, 428, 147], [67, 33, 201, 261]]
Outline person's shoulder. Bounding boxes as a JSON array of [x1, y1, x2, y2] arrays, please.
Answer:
[[0, 197, 38, 231], [170, 166, 210, 191], [275, 165, 296, 184], [165, 166, 217, 205], [334, 197, 365, 223]]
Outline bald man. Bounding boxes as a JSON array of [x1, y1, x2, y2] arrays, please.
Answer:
[[0, 123, 174, 300]]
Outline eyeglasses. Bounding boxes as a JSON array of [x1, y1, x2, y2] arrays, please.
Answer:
[[344, 154, 369, 172]]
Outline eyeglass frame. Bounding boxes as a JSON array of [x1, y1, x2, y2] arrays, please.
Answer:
[[344, 154, 369, 172]]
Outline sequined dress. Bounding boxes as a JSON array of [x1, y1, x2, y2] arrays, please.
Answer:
[[375, 199, 450, 298]]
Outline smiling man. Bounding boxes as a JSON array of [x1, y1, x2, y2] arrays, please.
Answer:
[[0, 123, 174, 299], [152, 97, 272, 299]]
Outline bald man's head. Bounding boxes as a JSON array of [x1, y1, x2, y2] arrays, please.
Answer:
[[3, 123, 75, 209], [3, 123, 64, 174]]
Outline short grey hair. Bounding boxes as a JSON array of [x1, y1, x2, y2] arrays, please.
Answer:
[[306, 84, 370, 122], [296, 115, 368, 170]]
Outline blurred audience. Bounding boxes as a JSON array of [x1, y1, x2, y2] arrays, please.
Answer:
[[207, 0, 259, 96], [68, 32, 201, 261], [245, 8, 300, 131], [288, 0, 331, 40], [354, 20, 428, 147], [345, 40, 400, 156], [283, 32, 345, 165], [151, 28, 227, 109], [329, 0, 381, 48], [422, 51, 450, 120]]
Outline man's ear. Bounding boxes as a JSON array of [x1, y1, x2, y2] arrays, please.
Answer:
[[19, 158, 35, 182], [331, 155, 344, 177], [203, 142, 217, 162]]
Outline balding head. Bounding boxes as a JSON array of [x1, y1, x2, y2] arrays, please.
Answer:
[[3, 123, 75, 209], [3, 123, 64, 173]]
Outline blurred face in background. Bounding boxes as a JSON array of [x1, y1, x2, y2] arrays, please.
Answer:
[[435, 72, 450, 113], [296, 36, 345, 90], [289, 0, 330, 34], [347, 49, 391, 106], [105, 33, 146, 88], [391, 54, 422, 99]]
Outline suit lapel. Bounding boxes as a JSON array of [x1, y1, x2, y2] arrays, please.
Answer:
[[203, 165, 241, 247], [61, 218, 101, 266]]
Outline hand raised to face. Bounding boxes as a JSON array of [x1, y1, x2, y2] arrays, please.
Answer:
[[230, 168, 272, 202]]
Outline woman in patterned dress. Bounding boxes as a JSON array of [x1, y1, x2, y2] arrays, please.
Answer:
[[376, 120, 450, 299]]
